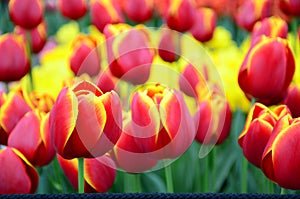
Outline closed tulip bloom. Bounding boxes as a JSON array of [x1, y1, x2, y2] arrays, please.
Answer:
[[238, 103, 290, 168], [57, 154, 116, 192], [158, 27, 181, 62], [49, 80, 122, 159], [90, 0, 124, 32], [283, 84, 300, 117], [238, 36, 295, 105], [262, 114, 300, 189], [279, 0, 300, 16], [15, 21, 47, 54], [96, 70, 117, 93], [0, 147, 39, 194], [9, 0, 44, 29], [69, 34, 101, 77], [236, 0, 272, 32], [0, 34, 30, 82], [190, 7, 217, 42], [165, 0, 197, 32], [123, 0, 153, 23], [58, 0, 87, 20], [130, 83, 195, 159], [251, 16, 288, 44], [8, 111, 55, 167]]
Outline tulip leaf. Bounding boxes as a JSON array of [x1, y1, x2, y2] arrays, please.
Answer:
[[141, 173, 166, 192]]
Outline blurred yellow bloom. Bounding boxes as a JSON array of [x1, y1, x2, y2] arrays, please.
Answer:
[[55, 21, 80, 45]]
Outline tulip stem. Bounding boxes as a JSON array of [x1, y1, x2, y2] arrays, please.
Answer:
[[26, 30, 34, 91], [241, 156, 248, 193], [203, 154, 209, 192], [291, 18, 299, 56], [78, 158, 84, 193], [280, 187, 288, 194], [165, 164, 174, 193], [134, 174, 142, 193], [4, 82, 9, 93]]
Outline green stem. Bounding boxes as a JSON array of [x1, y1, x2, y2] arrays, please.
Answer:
[[25, 30, 34, 91], [53, 156, 64, 193], [203, 155, 209, 192], [4, 82, 9, 93], [281, 187, 288, 194], [165, 164, 174, 193], [78, 158, 84, 193], [134, 174, 142, 193], [241, 156, 248, 193], [291, 18, 299, 56], [211, 148, 217, 192]]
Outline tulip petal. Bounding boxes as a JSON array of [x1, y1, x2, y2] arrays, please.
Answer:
[[57, 155, 78, 189], [72, 80, 103, 97]]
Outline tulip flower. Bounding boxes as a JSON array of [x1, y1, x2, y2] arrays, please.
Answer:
[[90, 0, 124, 32], [0, 147, 39, 194], [58, 0, 88, 20], [251, 16, 288, 44], [158, 27, 181, 62], [190, 7, 217, 42], [96, 70, 117, 93], [7, 111, 55, 167], [279, 0, 300, 16], [0, 34, 30, 82], [153, 0, 170, 17], [130, 83, 195, 159], [9, 0, 44, 29], [15, 21, 47, 54], [261, 114, 300, 189], [123, 0, 153, 23], [283, 84, 300, 118], [236, 0, 272, 32], [69, 34, 101, 77], [57, 154, 116, 192], [49, 80, 122, 159], [164, 0, 197, 32], [238, 103, 290, 168], [238, 36, 295, 105], [104, 24, 155, 85], [0, 91, 7, 145]]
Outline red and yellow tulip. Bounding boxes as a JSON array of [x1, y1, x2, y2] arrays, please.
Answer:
[[158, 27, 181, 63]]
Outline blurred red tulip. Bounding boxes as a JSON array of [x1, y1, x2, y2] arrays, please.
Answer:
[[238, 103, 290, 168], [279, 0, 300, 16], [238, 36, 295, 105], [104, 24, 155, 84], [164, 0, 197, 32], [9, 0, 44, 29], [0, 92, 8, 145], [190, 7, 217, 42], [70, 34, 101, 77], [90, 0, 124, 32], [262, 114, 300, 189], [130, 83, 195, 159], [58, 0, 88, 20], [0, 147, 39, 194], [8, 112, 55, 167], [283, 84, 300, 118], [0, 34, 30, 82], [49, 80, 122, 159], [123, 0, 153, 23], [158, 27, 181, 62], [251, 16, 288, 44], [153, 0, 170, 17], [236, 0, 272, 32], [15, 21, 47, 54], [57, 154, 116, 192], [96, 70, 117, 93]]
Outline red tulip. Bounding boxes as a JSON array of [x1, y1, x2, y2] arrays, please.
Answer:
[[15, 21, 47, 54], [236, 0, 272, 32], [104, 24, 155, 84], [0, 147, 39, 194], [49, 80, 122, 159], [190, 7, 217, 42], [251, 16, 288, 44], [123, 0, 153, 23], [9, 0, 44, 29], [0, 91, 8, 145], [261, 114, 300, 189], [158, 27, 181, 62], [238, 103, 290, 168], [153, 0, 170, 17], [164, 0, 197, 32], [0, 34, 30, 82], [283, 84, 300, 118], [130, 83, 195, 159], [58, 0, 88, 20], [279, 0, 300, 16], [96, 70, 117, 93], [90, 0, 124, 32], [70, 34, 101, 77], [57, 154, 116, 192], [238, 36, 295, 105]]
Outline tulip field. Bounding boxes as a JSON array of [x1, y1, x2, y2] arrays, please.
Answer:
[[1, 0, 300, 195]]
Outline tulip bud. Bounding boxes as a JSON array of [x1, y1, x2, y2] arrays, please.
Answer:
[[238, 103, 291, 168], [123, 0, 153, 23], [57, 154, 116, 192], [9, 0, 44, 29], [69, 34, 101, 77], [49, 80, 122, 159], [165, 0, 197, 32], [0, 34, 30, 82], [190, 7, 217, 42], [238, 36, 295, 105], [158, 27, 181, 62], [15, 21, 47, 54], [0, 147, 39, 194], [90, 0, 124, 32], [279, 0, 300, 16], [58, 0, 88, 20]]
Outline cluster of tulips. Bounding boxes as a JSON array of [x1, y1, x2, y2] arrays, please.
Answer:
[[0, 0, 299, 194]]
